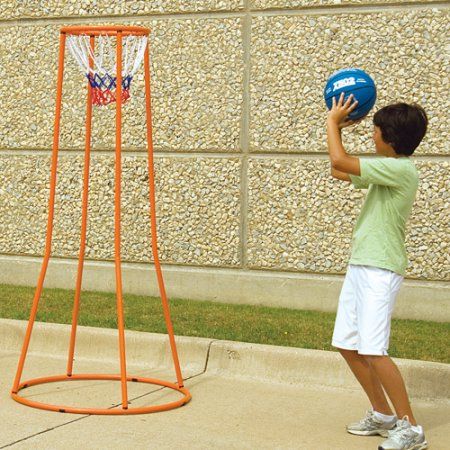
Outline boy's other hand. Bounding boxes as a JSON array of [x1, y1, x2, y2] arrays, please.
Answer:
[[327, 92, 359, 128]]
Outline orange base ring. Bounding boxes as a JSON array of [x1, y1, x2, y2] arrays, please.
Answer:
[[11, 374, 191, 415]]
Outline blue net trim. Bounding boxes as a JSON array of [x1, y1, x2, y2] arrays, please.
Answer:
[[86, 73, 133, 91]]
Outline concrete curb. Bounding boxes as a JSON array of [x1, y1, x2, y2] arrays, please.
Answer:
[[1, 318, 448, 401], [1, 255, 449, 322], [206, 340, 450, 401]]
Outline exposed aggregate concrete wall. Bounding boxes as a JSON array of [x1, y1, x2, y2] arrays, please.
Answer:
[[0, 155, 241, 265], [0, 1, 245, 20], [0, 19, 244, 152], [0, 1, 448, 286], [251, 0, 437, 8], [250, 10, 449, 154], [247, 159, 448, 280]]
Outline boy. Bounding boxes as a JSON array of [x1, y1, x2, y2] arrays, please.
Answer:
[[326, 93, 429, 450]]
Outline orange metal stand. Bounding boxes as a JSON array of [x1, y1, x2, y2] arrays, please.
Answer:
[[10, 26, 191, 414]]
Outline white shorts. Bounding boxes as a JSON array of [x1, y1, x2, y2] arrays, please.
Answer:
[[332, 264, 403, 356]]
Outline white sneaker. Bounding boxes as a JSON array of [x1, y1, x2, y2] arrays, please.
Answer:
[[346, 410, 397, 437], [379, 417, 428, 450]]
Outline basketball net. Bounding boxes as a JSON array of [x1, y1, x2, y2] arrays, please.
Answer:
[[67, 34, 147, 106]]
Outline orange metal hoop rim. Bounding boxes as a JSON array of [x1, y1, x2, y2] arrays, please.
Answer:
[[61, 25, 149, 36], [11, 374, 191, 415]]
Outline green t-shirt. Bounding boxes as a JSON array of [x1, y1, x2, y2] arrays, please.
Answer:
[[349, 157, 418, 276]]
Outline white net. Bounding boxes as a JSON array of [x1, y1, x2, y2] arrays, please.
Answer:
[[66, 34, 148, 106]]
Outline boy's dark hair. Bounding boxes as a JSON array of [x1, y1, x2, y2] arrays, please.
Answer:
[[373, 103, 428, 156]]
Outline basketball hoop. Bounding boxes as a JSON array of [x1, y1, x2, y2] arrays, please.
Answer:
[[11, 25, 191, 415], [67, 31, 147, 106]]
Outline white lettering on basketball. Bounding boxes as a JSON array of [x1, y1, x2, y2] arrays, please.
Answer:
[[333, 77, 356, 91]]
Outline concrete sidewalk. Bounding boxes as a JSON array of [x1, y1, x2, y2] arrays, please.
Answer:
[[0, 319, 449, 449]]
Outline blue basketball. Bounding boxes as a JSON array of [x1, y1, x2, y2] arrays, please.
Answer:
[[324, 68, 377, 120]]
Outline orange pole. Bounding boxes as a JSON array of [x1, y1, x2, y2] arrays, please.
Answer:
[[114, 31, 129, 409], [143, 43, 184, 388], [11, 32, 67, 394], [67, 35, 95, 376]]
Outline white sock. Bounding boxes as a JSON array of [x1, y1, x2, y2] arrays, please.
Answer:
[[373, 410, 396, 422], [411, 424, 423, 434]]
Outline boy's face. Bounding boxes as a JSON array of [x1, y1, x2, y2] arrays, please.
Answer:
[[373, 125, 395, 156]]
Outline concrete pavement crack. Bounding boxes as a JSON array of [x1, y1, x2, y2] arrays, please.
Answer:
[[1, 339, 219, 447], [123, 338, 220, 402], [0, 414, 90, 449], [2, 384, 164, 449]]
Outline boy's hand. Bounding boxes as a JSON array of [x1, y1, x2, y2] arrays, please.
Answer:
[[339, 117, 363, 129], [327, 92, 360, 129]]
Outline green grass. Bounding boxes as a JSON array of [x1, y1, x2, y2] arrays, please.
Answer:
[[1, 283, 449, 363]]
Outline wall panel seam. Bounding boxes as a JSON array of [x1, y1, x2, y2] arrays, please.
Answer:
[[240, 2, 252, 269], [1, 150, 448, 161]]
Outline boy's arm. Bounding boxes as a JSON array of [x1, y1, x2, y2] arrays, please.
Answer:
[[331, 168, 351, 182], [326, 93, 361, 176]]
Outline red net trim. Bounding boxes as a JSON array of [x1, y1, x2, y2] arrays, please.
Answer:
[[91, 87, 131, 106]]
